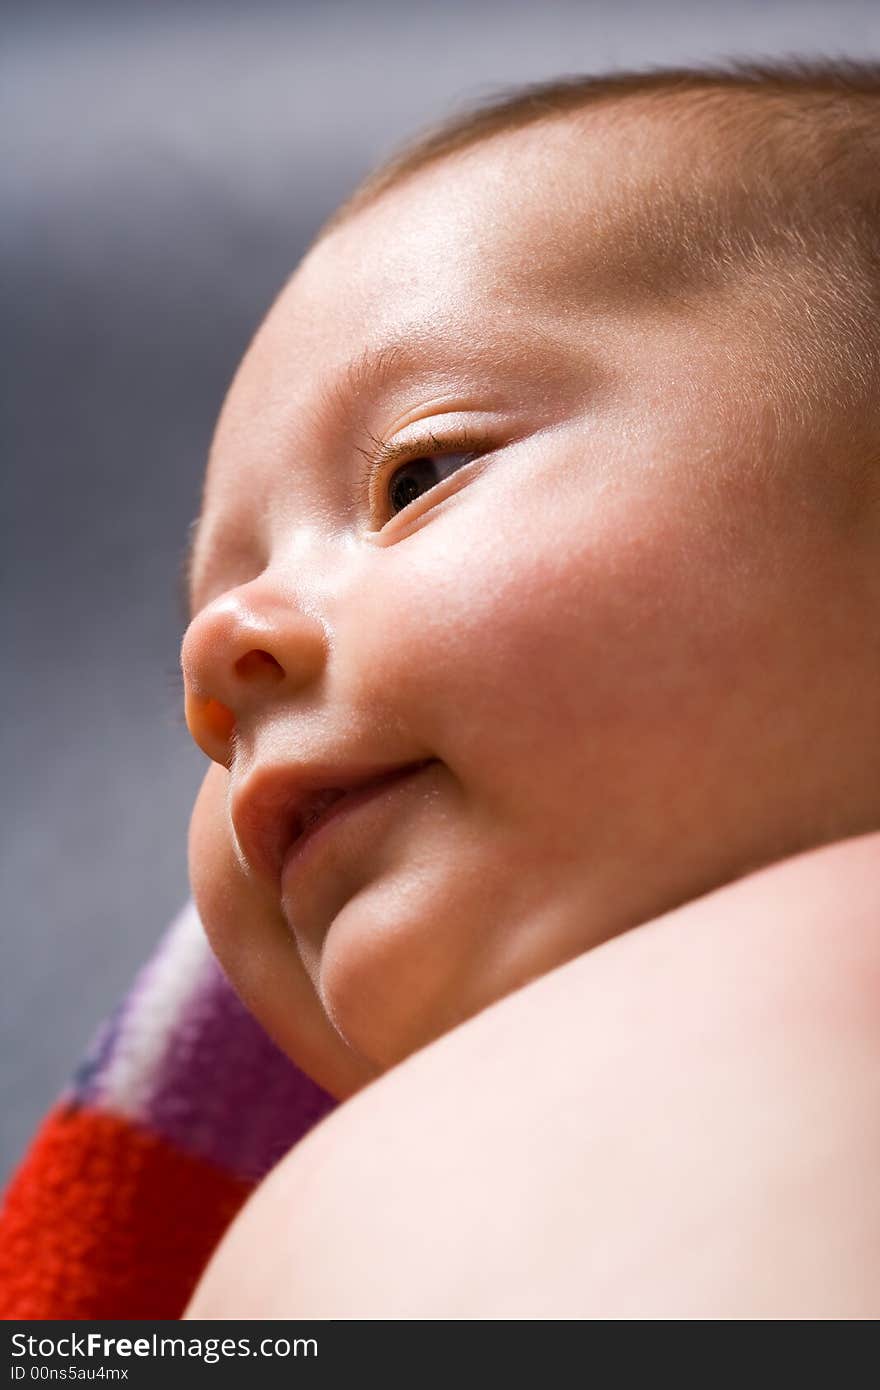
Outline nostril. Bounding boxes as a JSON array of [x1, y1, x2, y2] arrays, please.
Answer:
[[234, 649, 285, 682]]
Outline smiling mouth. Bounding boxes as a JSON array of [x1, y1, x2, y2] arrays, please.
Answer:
[[282, 760, 437, 874]]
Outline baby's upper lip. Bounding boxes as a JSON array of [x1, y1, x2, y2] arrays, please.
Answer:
[[231, 758, 435, 886]]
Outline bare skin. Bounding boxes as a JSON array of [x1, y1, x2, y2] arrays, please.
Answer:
[[186, 830, 880, 1319], [179, 110, 880, 1314]]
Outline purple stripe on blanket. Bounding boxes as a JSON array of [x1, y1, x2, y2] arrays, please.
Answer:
[[69, 903, 206, 1108], [145, 949, 337, 1183]]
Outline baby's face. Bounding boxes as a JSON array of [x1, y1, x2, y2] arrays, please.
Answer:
[[182, 116, 880, 1095]]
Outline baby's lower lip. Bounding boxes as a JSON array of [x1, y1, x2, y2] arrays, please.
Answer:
[[280, 760, 436, 887]]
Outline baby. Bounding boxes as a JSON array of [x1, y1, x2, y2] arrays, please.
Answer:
[[181, 62, 880, 1316]]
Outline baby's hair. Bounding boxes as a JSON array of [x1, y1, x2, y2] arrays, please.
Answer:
[[316, 60, 880, 452], [323, 61, 880, 234]]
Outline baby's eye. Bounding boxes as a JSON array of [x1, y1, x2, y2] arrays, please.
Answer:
[[386, 452, 476, 517]]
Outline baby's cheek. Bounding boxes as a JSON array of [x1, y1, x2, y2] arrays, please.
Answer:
[[187, 764, 285, 1003], [384, 491, 721, 799], [188, 764, 240, 953], [351, 511, 586, 772]]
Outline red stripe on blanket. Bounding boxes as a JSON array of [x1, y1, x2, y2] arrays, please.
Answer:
[[0, 1102, 253, 1320]]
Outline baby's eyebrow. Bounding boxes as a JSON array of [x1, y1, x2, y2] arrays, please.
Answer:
[[345, 341, 411, 400], [313, 340, 417, 439]]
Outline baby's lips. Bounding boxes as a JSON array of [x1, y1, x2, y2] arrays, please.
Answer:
[[185, 689, 236, 755]]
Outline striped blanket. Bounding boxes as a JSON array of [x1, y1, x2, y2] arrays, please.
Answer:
[[0, 901, 337, 1319]]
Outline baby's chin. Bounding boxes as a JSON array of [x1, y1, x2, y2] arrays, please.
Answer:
[[304, 859, 585, 1072], [189, 764, 646, 1080], [312, 891, 472, 1068]]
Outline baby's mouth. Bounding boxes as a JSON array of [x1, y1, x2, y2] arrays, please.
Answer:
[[296, 787, 351, 836], [287, 766, 432, 856], [231, 758, 438, 888]]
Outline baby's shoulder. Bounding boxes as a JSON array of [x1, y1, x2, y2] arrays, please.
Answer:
[[187, 830, 880, 1319]]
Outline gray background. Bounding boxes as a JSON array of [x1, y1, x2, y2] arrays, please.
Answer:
[[4, 0, 879, 1182]]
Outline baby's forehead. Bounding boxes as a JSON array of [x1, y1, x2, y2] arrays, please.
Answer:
[[207, 97, 861, 509], [221, 124, 784, 468], [204, 113, 803, 527], [309, 102, 788, 318], [222, 109, 749, 447]]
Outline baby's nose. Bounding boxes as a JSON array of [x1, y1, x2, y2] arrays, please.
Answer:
[[180, 588, 328, 764]]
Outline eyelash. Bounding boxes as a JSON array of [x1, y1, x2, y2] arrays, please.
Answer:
[[356, 425, 485, 524]]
